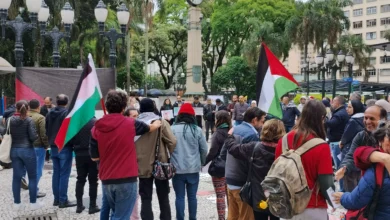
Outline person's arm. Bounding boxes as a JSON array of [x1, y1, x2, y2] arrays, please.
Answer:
[[204, 132, 222, 165], [325, 114, 340, 129], [316, 144, 336, 206], [134, 120, 161, 135], [45, 114, 49, 137], [227, 141, 256, 161], [89, 134, 100, 161], [335, 168, 376, 210], [220, 135, 233, 161], [38, 117, 49, 148], [198, 129, 208, 166], [161, 120, 177, 154], [338, 132, 363, 178], [354, 147, 390, 175], [294, 107, 300, 118], [28, 119, 38, 142]]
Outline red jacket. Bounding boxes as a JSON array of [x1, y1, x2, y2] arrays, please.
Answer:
[[354, 146, 380, 172], [91, 114, 141, 184]]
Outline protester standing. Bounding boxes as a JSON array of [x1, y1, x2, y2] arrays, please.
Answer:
[[171, 103, 208, 220], [90, 90, 161, 220], [192, 96, 204, 128], [280, 95, 300, 132], [40, 97, 55, 117], [233, 96, 249, 126], [203, 98, 216, 142], [216, 99, 227, 111]]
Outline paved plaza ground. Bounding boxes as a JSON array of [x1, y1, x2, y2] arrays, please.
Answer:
[[0, 150, 346, 220]]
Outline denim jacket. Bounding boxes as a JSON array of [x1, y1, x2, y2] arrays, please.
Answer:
[[171, 123, 208, 174]]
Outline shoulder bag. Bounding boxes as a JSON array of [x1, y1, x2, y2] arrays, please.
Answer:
[[208, 143, 226, 178], [152, 128, 176, 180], [0, 117, 12, 163]]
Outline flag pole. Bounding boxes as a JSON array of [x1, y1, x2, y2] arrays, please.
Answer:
[[100, 99, 107, 115]]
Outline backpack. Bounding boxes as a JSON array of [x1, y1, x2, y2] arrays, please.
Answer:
[[261, 134, 326, 219]]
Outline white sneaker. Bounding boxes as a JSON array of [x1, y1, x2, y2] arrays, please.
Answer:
[[13, 203, 22, 211], [0, 165, 3, 171], [30, 202, 43, 210]]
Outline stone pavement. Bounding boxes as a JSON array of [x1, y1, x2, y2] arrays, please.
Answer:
[[0, 160, 346, 220]]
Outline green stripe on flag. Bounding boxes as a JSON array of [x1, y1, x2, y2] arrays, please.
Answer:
[[268, 76, 298, 118], [64, 87, 101, 145]]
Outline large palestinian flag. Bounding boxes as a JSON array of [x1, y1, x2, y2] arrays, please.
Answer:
[[55, 54, 103, 150], [256, 43, 299, 119]]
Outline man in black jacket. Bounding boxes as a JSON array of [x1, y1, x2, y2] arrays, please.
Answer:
[[203, 98, 216, 142], [40, 97, 55, 117], [326, 96, 349, 170], [71, 118, 100, 214], [215, 99, 227, 112], [192, 96, 204, 128], [46, 94, 76, 208]]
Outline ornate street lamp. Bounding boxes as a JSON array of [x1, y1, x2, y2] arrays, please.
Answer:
[[38, 0, 50, 39], [346, 52, 355, 98], [0, 0, 12, 39], [316, 53, 326, 98], [95, 1, 130, 68], [302, 62, 309, 96]]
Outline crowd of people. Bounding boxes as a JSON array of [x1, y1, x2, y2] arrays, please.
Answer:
[[1, 90, 390, 220]]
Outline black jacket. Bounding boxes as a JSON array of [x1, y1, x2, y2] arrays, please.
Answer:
[[216, 104, 227, 112], [326, 107, 349, 142], [46, 106, 68, 146], [40, 105, 54, 117], [341, 130, 377, 174], [281, 103, 300, 127], [205, 127, 229, 166], [3, 116, 37, 148], [221, 135, 249, 187], [192, 102, 204, 127], [340, 113, 364, 155], [227, 140, 276, 212], [203, 104, 216, 121], [71, 118, 97, 156]]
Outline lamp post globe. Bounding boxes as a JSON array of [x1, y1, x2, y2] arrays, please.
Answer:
[[346, 52, 353, 64], [61, 2, 75, 25], [181, 72, 185, 78], [38, 1, 50, 23], [315, 53, 324, 65], [337, 50, 345, 63], [95, 0, 108, 23], [351, 56, 355, 65], [26, 0, 42, 14], [326, 49, 334, 62], [117, 3, 130, 34]]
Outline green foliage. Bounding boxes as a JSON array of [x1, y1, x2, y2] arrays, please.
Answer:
[[116, 58, 144, 89], [213, 57, 256, 98]]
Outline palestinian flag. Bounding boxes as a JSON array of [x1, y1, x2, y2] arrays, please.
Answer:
[[55, 54, 103, 150], [256, 43, 299, 119]]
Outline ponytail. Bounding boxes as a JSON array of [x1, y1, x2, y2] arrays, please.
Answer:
[[16, 100, 29, 119]]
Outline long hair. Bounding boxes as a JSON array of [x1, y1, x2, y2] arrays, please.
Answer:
[[214, 110, 232, 130], [293, 100, 327, 146], [175, 113, 198, 139], [16, 100, 29, 120]]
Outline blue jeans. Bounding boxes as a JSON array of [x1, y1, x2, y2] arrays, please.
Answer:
[[35, 147, 46, 193], [10, 147, 37, 203], [330, 142, 341, 170], [103, 182, 138, 220], [101, 184, 111, 220], [51, 145, 73, 203], [172, 173, 200, 220]]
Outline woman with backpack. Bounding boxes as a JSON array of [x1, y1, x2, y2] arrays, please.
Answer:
[[333, 125, 390, 219], [204, 110, 231, 220], [171, 103, 208, 220], [339, 100, 365, 192], [225, 119, 285, 220], [272, 100, 335, 220]]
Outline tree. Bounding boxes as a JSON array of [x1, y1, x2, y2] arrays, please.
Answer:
[[213, 56, 256, 98], [384, 30, 390, 42], [337, 34, 373, 82], [132, 23, 187, 89]]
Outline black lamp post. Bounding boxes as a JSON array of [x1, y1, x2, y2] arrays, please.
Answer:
[[95, 1, 130, 68], [345, 52, 355, 99], [0, 0, 42, 67], [315, 53, 326, 98], [301, 62, 309, 96]]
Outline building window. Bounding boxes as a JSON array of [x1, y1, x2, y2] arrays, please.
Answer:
[[366, 32, 377, 40], [353, 9, 363, 17], [353, 21, 363, 28], [367, 6, 377, 15], [354, 70, 362, 77], [381, 17, 390, 25], [367, 69, 376, 76], [370, 57, 376, 65], [381, 4, 390, 13], [366, 0, 376, 2], [355, 33, 363, 38], [344, 10, 349, 17], [380, 56, 390, 63], [353, 0, 363, 4], [380, 30, 389, 38], [367, 19, 377, 27]]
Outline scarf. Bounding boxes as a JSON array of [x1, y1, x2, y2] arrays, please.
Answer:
[[217, 123, 229, 129], [261, 141, 278, 148]]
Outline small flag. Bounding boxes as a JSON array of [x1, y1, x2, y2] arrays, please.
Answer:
[[55, 54, 103, 150], [256, 43, 299, 119]]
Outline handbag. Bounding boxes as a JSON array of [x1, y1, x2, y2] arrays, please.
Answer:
[[0, 117, 12, 163], [345, 163, 385, 220], [239, 143, 261, 207], [152, 128, 176, 180], [208, 143, 226, 178]]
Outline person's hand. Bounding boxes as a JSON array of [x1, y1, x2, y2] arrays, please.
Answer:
[[339, 141, 343, 149], [152, 120, 162, 127], [228, 127, 234, 135], [335, 166, 347, 181], [332, 192, 344, 204]]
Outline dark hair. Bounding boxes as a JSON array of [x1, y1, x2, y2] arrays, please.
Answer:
[[323, 97, 331, 103], [56, 94, 69, 106], [44, 97, 53, 101], [215, 110, 232, 130], [350, 100, 365, 115], [294, 100, 327, 146], [243, 107, 266, 123], [124, 107, 139, 117], [281, 94, 289, 100], [336, 95, 346, 105], [378, 105, 388, 120], [105, 90, 127, 114], [16, 100, 29, 119], [194, 96, 199, 100], [373, 124, 390, 146], [29, 99, 40, 109], [175, 113, 198, 139]]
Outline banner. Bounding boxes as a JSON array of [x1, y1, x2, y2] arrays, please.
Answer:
[[16, 67, 115, 110]]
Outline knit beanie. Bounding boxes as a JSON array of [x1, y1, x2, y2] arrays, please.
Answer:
[[178, 103, 195, 116], [140, 98, 155, 113]]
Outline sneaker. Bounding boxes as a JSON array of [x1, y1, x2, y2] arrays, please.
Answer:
[[0, 165, 3, 171], [30, 202, 44, 211], [13, 203, 22, 211], [21, 177, 28, 190], [37, 192, 46, 198]]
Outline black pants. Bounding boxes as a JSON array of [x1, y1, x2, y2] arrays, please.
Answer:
[[139, 177, 171, 220], [75, 155, 98, 205], [195, 116, 202, 128], [205, 120, 215, 141], [254, 211, 279, 220]]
